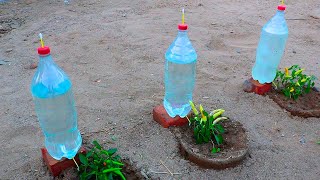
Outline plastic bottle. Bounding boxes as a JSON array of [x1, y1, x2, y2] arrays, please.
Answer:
[[31, 46, 82, 160], [252, 4, 288, 84], [164, 23, 197, 118]]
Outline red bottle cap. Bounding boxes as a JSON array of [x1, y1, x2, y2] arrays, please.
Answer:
[[178, 24, 188, 30], [277, 5, 286, 11], [38, 46, 50, 55]]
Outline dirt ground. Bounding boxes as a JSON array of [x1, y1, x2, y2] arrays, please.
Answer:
[[0, 0, 319, 179]]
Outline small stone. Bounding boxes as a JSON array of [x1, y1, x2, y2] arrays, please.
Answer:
[[5, 49, 13, 53], [299, 136, 306, 144], [202, 96, 209, 99], [29, 62, 38, 69], [281, 134, 285, 137], [243, 79, 253, 92], [245, 161, 252, 167], [191, 147, 199, 153], [122, 14, 126, 17]]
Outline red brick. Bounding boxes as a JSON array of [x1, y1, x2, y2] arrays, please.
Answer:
[[243, 77, 272, 95], [153, 105, 189, 128], [41, 147, 86, 177]]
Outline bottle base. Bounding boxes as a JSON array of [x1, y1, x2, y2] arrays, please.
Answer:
[[163, 99, 191, 118], [45, 132, 82, 160]]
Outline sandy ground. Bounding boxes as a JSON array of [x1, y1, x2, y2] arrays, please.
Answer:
[[0, 0, 319, 179]]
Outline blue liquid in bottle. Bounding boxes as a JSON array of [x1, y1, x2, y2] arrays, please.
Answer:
[[252, 5, 288, 84], [164, 24, 197, 118], [31, 46, 82, 160]]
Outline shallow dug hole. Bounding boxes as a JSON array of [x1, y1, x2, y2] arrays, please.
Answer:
[[0, 17, 24, 37], [172, 120, 248, 169], [121, 159, 146, 180], [268, 88, 320, 118]]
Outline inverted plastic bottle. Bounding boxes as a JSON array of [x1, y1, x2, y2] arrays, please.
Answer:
[[164, 23, 197, 118], [31, 46, 82, 160], [252, 4, 288, 84]]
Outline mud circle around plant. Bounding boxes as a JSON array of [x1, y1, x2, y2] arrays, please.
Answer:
[[172, 120, 248, 169], [268, 88, 320, 118]]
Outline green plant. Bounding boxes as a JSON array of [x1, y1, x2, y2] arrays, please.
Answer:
[[273, 65, 316, 100], [78, 140, 126, 180], [188, 101, 228, 154]]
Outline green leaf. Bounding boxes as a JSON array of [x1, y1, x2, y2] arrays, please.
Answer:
[[102, 174, 108, 180], [214, 134, 223, 145], [316, 140, 320, 145], [108, 173, 114, 180], [80, 172, 87, 180], [114, 170, 126, 180], [203, 110, 208, 117], [93, 140, 102, 150], [79, 153, 88, 165], [114, 155, 121, 161], [103, 168, 122, 173], [211, 147, 221, 154], [86, 150, 93, 158], [195, 134, 202, 144], [105, 160, 124, 166], [85, 171, 97, 178], [215, 124, 225, 133], [107, 148, 118, 156], [194, 127, 200, 137], [101, 150, 110, 156]]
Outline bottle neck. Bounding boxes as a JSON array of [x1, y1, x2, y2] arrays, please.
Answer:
[[177, 30, 188, 37], [276, 10, 285, 16], [39, 54, 54, 65]]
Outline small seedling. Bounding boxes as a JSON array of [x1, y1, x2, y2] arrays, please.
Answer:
[[78, 140, 126, 180], [273, 65, 316, 100], [188, 101, 228, 154]]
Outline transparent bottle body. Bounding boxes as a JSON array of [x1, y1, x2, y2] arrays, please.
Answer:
[[164, 30, 197, 118], [31, 54, 81, 160], [252, 10, 288, 84]]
